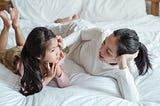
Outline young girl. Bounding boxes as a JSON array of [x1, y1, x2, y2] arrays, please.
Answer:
[[52, 18, 152, 102], [0, 8, 70, 96]]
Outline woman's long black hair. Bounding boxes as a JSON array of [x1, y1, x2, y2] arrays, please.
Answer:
[[114, 28, 152, 75], [20, 27, 56, 96]]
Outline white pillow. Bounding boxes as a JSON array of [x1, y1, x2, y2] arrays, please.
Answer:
[[80, 0, 147, 22], [11, 0, 82, 23]]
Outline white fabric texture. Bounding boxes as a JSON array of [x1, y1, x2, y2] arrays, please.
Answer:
[[0, 0, 160, 105], [11, 0, 147, 23], [11, 0, 82, 23], [1, 16, 160, 105], [80, 0, 147, 22]]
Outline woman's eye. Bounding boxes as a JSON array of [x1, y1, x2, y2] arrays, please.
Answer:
[[103, 41, 105, 45], [106, 50, 109, 54], [106, 49, 111, 55]]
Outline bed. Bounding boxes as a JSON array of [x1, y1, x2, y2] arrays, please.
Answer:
[[0, 0, 160, 106]]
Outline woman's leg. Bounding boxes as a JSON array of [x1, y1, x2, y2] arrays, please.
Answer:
[[0, 11, 12, 51], [49, 15, 80, 37], [50, 16, 95, 38], [54, 14, 79, 23], [10, 8, 25, 46]]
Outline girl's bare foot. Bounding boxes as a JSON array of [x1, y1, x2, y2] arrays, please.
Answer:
[[0, 10, 12, 28], [9, 8, 20, 29], [54, 14, 79, 23]]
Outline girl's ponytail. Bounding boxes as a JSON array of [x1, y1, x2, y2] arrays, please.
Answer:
[[135, 42, 152, 75]]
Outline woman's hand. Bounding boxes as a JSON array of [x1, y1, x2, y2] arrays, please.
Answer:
[[116, 51, 139, 70]]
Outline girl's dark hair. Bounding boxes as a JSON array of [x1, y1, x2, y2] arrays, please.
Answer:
[[20, 27, 56, 96], [114, 28, 152, 75]]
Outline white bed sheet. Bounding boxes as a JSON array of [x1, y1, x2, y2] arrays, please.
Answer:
[[0, 15, 160, 106]]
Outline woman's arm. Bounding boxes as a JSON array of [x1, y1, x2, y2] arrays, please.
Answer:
[[62, 28, 108, 49], [62, 30, 81, 49], [98, 52, 139, 102], [51, 19, 109, 49], [99, 66, 139, 102], [115, 51, 139, 102], [116, 67, 139, 102]]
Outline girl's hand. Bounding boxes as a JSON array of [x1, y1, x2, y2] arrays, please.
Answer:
[[116, 51, 139, 70], [59, 50, 65, 62], [55, 51, 65, 77], [46, 62, 57, 79], [55, 63, 62, 78], [56, 36, 63, 49], [43, 62, 57, 86]]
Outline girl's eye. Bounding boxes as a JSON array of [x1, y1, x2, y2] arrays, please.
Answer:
[[51, 49, 55, 52]]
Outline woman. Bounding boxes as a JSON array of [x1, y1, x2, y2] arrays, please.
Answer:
[[52, 18, 152, 102]]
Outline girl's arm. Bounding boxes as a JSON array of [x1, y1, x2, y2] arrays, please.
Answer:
[[54, 51, 70, 88], [55, 64, 70, 88], [43, 76, 53, 87], [54, 54, 70, 88], [42, 63, 70, 87]]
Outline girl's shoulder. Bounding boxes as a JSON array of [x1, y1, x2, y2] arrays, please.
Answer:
[[16, 60, 24, 76]]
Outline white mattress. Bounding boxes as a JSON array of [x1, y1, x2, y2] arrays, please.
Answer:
[[0, 15, 160, 106]]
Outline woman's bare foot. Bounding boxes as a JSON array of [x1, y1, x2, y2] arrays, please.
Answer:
[[55, 16, 72, 23], [0, 10, 12, 28], [54, 14, 79, 23], [9, 8, 20, 29], [72, 14, 79, 20]]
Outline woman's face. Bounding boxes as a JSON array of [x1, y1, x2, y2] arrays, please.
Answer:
[[99, 33, 118, 64], [43, 38, 60, 64]]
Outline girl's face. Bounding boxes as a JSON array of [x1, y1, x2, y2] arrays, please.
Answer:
[[43, 38, 60, 64], [99, 33, 118, 64]]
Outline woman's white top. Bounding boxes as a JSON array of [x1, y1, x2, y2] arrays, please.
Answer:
[[50, 20, 139, 102]]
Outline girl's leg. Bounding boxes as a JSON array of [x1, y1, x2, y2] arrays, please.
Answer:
[[0, 11, 12, 51], [9, 8, 25, 46]]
